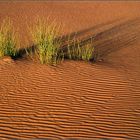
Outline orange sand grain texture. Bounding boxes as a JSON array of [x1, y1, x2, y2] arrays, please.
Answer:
[[0, 1, 140, 140]]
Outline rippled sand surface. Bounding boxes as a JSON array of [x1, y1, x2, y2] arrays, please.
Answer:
[[0, 1, 140, 139]]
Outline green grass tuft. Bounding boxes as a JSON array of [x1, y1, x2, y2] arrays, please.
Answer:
[[67, 37, 94, 61], [0, 17, 19, 58], [29, 17, 64, 65]]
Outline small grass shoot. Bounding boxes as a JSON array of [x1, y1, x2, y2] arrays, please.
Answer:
[[66, 36, 94, 61]]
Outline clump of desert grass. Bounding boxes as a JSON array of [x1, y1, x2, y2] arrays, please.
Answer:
[[66, 35, 94, 61], [0, 16, 95, 65], [29, 17, 64, 65], [0, 17, 19, 58]]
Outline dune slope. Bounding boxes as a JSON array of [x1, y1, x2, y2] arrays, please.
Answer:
[[0, 1, 140, 140]]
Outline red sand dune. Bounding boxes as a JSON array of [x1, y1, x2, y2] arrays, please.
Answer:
[[0, 1, 140, 140]]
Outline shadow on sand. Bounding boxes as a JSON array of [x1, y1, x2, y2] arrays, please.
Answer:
[[14, 17, 140, 62]]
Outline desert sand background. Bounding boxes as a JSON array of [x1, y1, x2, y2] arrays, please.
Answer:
[[0, 1, 140, 140]]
